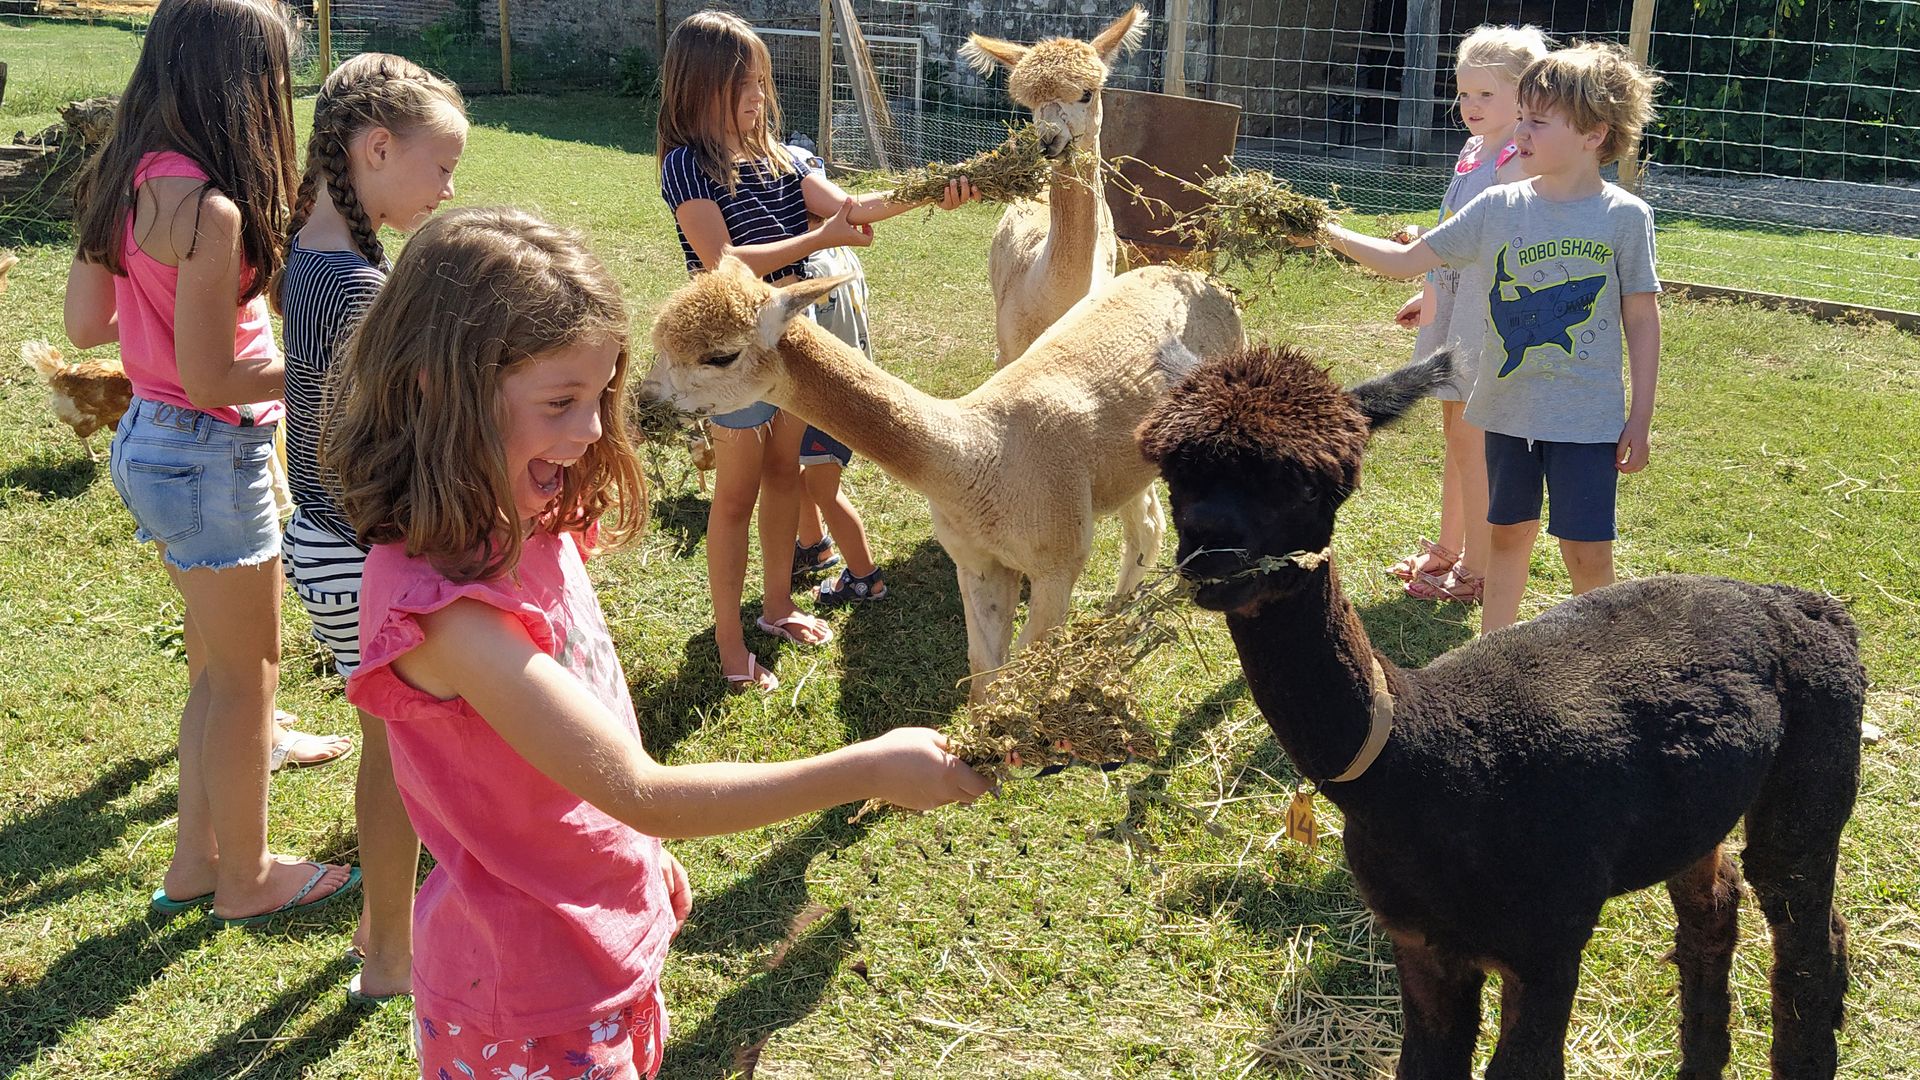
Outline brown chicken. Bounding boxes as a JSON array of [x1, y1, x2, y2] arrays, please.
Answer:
[[22, 339, 134, 460]]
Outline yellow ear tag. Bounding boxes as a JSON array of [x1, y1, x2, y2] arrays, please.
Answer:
[[1285, 787, 1319, 848]]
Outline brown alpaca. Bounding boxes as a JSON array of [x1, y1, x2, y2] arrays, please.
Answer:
[[647, 255, 1244, 700], [1140, 344, 1860, 1080], [961, 6, 1143, 367]]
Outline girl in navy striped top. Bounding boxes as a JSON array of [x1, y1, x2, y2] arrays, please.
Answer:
[[272, 52, 467, 1006], [657, 10, 974, 693]]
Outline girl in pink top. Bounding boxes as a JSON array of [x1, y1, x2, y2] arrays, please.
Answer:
[[328, 207, 989, 1079], [63, 0, 358, 925]]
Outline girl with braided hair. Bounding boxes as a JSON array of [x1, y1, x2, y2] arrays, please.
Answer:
[[275, 51, 466, 1006]]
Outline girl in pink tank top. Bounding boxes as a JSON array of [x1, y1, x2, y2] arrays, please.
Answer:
[[63, 0, 359, 931]]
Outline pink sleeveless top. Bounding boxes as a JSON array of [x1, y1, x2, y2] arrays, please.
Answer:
[[114, 151, 282, 426]]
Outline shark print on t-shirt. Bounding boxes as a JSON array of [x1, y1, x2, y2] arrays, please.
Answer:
[[1488, 244, 1608, 378]]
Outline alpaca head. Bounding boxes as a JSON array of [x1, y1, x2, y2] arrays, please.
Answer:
[[643, 255, 853, 415], [960, 6, 1145, 159], [1138, 345, 1453, 612]]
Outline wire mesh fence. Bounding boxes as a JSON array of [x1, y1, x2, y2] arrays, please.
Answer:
[[3, 0, 1916, 312]]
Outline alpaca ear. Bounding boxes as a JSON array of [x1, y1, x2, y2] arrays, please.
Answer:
[[961, 34, 1028, 75], [1091, 6, 1148, 65], [758, 273, 856, 348], [1346, 349, 1456, 432]]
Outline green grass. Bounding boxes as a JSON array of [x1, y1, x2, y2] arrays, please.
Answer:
[[0, 16, 146, 136], [3, 86, 1919, 1079]]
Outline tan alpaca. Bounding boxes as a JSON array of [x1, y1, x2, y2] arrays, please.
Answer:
[[647, 255, 1244, 700], [962, 7, 1143, 368]]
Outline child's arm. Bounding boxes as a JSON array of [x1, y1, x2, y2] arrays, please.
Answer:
[[1313, 224, 1447, 280], [675, 197, 872, 280], [803, 172, 977, 226], [64, 257, 119, 348], [394, 599, 990, 838], [173, 193, 283, 408], [1616, 291, 1661, 473]]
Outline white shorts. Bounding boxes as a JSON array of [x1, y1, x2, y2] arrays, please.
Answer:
[[282, 508, 367, 676]]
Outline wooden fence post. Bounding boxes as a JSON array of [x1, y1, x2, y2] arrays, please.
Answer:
[[656, 0, 667, 69], [1620, 0, 1656, 192], [498, 0, 512, 92], [1396, 0, 1439, 158], [1164, 0, 1189, 96], [819, 0, 833, 163], [316, 0, 331, 73]]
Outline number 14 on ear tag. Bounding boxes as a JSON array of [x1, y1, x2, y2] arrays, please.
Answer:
[[1285, 788, 1319, 848]]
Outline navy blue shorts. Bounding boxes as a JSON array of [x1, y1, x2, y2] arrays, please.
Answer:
[[798, 426, 852, 468], [1484, 432, 1618, 542]]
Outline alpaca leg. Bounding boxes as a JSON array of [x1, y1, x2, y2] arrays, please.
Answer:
[[1483, 953, 1582, 1080], [1390, 935, 1483, 1080], [1667, 846, 1743, 1080], [956, 561, 1021, 703], [1012, 573, 1076, 653], [1744, 798, 1850, 1078], [1114, 487, 1163, 598]]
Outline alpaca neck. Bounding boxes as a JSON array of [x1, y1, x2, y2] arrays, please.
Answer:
[[1043, 128, 1110, 291], [773, 321, 976, 494], [1224, 561, 1394, 794]]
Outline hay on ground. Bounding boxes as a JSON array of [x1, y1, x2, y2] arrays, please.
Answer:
[[885, 123, 1060, 206]]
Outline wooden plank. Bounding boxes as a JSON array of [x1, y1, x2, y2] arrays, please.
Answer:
[[498, 0, 512, 92], [1395, 0, 1439, 157], [315, 0, 330, 74], [1662, 278, 1920, 332], [1620, 0, 1657, 192], [828, 0, 891, 169], [819, 0, 833, 163], [1165, 0, 1189, 97]]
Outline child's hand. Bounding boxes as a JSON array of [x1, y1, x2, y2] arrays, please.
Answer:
[[859, 727, 991, 811], [660, 850, 692, 924], [818, 198, 874, 248], [1394, 293, 1425, 328], [936, 177, 979, 210], [1616, 417, 1652, 473]]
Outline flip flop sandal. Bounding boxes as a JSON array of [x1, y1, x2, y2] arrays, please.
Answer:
[[723, 654, 779, 694], [269, 724, 356, 773], [792, 536, 841, 582], [1386, 538, 1458, 582], [816, 566, 887, 608], [212, 862, 362, 928], [755, 612, 835, 647], [346, 970, 411, 1009], [149, 886, 215, 916]]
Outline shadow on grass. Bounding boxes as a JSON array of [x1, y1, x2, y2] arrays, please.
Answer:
[[629, 623, 732, 764], [831, 536, 970, 740], [646, 487, 710, 561], [1, 449, 102, 501], [0, 912, 219, 1075], [465, 94, 655, 155], [155, 953, 368, 1079], [0, 752, 176, 917], [670, 808, 873, 959], [1355, 593, 1476, 669], [659, 905, 856, 1078], [1096, 676, 1252, 846]]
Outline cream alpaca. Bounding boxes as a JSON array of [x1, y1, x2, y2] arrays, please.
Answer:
[[962, 6, 1144, 368], [647, 256, 1244, 700]]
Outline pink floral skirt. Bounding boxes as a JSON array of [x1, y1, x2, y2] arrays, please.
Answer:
[[414, 986, 666, 1080]]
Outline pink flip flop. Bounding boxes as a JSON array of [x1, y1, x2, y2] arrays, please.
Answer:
[[755, 612, 834, 647]]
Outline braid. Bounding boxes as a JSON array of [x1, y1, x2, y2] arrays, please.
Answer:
[[319, 125, 386, 266]]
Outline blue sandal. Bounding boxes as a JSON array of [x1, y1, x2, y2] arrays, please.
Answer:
[[792, 536, 840, 582], [149, 887, 215, 916], [816, 566, 887, 607]]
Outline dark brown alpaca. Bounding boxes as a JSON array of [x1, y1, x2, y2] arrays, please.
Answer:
[[1138, 344, 1862, 1080]]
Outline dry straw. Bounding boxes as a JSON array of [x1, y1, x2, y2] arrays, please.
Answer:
[[1105, 157, 1343, 272], [885, 122, 1062, 206]]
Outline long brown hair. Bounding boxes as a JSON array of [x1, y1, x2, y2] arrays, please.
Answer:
[[656, 9, 791, 193], [72, 0, 298, 302], [323, 207, 647, 583], [272, 52, 465, 310]]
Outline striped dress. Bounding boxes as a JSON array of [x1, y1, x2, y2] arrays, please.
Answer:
[[660, 144, 817, 280], [280, 238, 385, 674]]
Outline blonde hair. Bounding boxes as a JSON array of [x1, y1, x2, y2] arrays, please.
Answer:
[[1519, 41, 1662, 167], [324, 207, 647, 583], [1456, 24, 1552, 85], [274, 51, 466, 309], [656, 9, 791, 193]]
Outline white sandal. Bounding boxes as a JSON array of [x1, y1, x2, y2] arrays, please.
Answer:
[[268, 713, 355, 773], [755, 612, 834, 647], [723, 654, 779, 694]]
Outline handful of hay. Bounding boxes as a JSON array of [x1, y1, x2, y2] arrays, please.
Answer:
[[852, 575, 1193, 822], [628, 393, 702, 447], [1159, 169, 1340, 270], [885, 123, 1060, 206]]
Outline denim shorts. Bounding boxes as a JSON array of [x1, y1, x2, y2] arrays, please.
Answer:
[[709, 399, 779, 430], [1484, 432, 1619, 542], [798, 426, 852, 468], [109, 395, 282, 571]]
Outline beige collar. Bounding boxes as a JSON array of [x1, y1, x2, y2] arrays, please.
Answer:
[[1325, 656, 1394, 784]]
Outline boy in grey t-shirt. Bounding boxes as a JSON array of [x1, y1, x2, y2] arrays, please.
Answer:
[[1306, 42, 1663, 633]]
